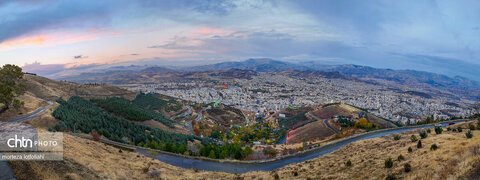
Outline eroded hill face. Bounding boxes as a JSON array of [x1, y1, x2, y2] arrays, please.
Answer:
[[23, 74, 136, 101], [0, 74, 136, 121]]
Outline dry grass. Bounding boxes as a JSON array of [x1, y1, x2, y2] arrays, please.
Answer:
[[60, 134, 236, 180], [0, 92, 48, 121], [10, 121, 480, 179], [23, 74, 136, 101], [242, 121, 480, 180], [286, 119, 335, 144]]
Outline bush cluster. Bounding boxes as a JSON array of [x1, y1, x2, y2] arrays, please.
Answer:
[[404, 163, 412, 172], [430, 144, 438, 151], [346, 160, 352, 167], [457, 127, 463, 132], [470, 125, 476, 130], [466, 131, 473, 139], [419, 131, 428, 139], [434, 126, 443, 134], [385, 157, 393, 168], [410, 135, 418, 142], [393, 134, 401, 141], [417, 140, 422, 148]]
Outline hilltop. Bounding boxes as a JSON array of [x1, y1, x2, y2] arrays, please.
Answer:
[[0, 74, 136, 121]]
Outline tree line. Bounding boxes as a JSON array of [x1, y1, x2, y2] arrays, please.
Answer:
[[52, 96, 207, 148], [91, 96, 175, 128]]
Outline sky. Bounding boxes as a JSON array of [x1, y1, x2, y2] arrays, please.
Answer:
[[0, 0, 479, 80]]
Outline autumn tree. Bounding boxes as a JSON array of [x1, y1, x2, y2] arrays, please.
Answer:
[[0, 64, 26, 113], [354, 118, 374, 129]]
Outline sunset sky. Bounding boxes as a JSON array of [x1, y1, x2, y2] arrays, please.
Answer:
[[1, 0, 480, 80]]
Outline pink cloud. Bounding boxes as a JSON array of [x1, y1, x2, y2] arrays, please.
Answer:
[[0, 28, 120, 50], [189, 27, 233, 37]]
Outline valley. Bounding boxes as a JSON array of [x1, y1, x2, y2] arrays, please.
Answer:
[[1, 61, 480, 179]]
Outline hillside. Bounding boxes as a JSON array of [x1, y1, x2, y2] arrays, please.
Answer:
[[8, 119, 480, 179], [0, 74, 136, 121], [244, 121, 480, 179], [312, 103, 398, 128], [3, 74, 480, 179], [281, 103, 397, 144]]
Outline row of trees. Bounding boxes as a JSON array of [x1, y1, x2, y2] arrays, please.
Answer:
[[91, 97, 175, 128], [199, 143, 252, 160], [53, 96, 207, 148]]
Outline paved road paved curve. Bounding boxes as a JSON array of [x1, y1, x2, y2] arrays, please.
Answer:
[[8, 101, 54, 122], [136, 120, 467, 173], [0, 101, 54, 180]]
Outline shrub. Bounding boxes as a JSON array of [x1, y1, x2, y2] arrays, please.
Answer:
[[385, 157, 393, 168], [419, 131, 428, 139], [274, 173, 280, 180], [426, 129, 431, 133], [346, 160, 352, 167], [457, 127, 463, 132], [430, 144, 438, 151], [393, 134, 401, 141], [447, 127, 451, 131], [466, 131, 473, 139], [91, 131, 101, 141], [417, 140, 422, 148], [470, 124, 476, 130], [434, 126, 443, 134], [293, 171, 298, 176], [453, 128, 457, 132], [408, 147, 412, 153], [404, 163, 412, 172], [410, 135, 418, 142], [397, 154, 405, 161], [385, 174, 396, 180]]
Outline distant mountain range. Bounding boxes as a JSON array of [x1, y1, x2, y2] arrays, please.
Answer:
[[187, 58, 310, 72], [53, 58, 480, 100]]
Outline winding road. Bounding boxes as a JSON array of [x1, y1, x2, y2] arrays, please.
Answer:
[[1, 102, 471, 175], [8, 101, 54, 122], [135, 120, 467, 173], [0, 101, 55, 180]]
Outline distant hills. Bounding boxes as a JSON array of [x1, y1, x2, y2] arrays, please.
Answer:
[[187, 58, 480, 100], [54, 58, 480, 100], [187, 58, 309, 72]]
